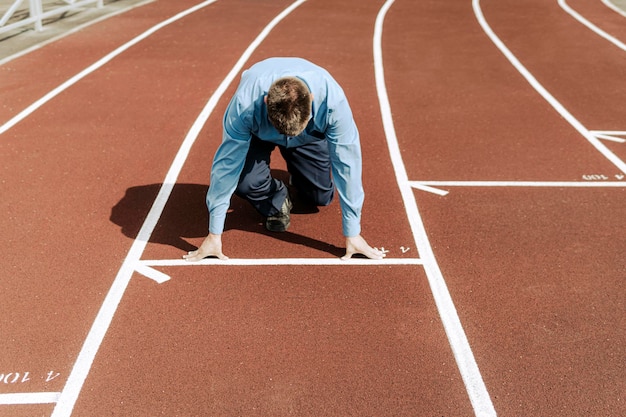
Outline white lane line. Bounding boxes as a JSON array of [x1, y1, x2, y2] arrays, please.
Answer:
[[0, 0, 156, 66], [473, 0, 626, 175], [411, 180, 626, 189], [0, 392, 60, 405], [602, 0, 626, 17], [50, 1, 307, 416], [374, 1, 497, 416], [139, 258, 424, 267], [0, 0, 219, 135], [559, 0, 626, 51]]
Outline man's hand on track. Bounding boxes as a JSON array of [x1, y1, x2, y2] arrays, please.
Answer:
[[341, 235, 386, 260], [183, 233, 229, 262]]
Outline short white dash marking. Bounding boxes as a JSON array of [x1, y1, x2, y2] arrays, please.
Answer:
[[0, 392, 60, 405], [410, 182, 450, 196], [135, 264, 171, 283]]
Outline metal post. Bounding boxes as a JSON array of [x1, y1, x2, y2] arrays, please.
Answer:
[[28, 0, 43, 31]]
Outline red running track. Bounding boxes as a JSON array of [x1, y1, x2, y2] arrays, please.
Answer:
[[0, 0, 624, 416]]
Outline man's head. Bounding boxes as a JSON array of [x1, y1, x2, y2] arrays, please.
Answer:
[[265, 76, 312, 136]]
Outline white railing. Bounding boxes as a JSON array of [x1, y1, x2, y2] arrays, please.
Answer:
[[1, 0, 104, 35]]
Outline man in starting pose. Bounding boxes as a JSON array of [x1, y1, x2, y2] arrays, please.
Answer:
[[184, 57, 384, 261]]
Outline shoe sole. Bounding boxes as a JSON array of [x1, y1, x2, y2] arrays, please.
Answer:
[[265, 218, 290, 232], [265, 196, 292, 232]]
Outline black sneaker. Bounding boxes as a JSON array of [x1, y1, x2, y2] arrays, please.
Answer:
[[265, 195, 293, 232]]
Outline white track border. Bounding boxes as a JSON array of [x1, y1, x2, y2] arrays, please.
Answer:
[[559, 0, 626, 51]]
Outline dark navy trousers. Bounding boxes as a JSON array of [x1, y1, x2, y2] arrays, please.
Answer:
[[235, 135, 335, 217]]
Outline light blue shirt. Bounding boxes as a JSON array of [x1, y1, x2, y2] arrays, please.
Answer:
[[207, 57, 364, 237]]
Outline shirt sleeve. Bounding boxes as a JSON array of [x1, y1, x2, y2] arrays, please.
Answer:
[[325, 93, 364, 238], [206, 96, 252, 235]]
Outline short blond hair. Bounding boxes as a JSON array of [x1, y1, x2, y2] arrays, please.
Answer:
[[266, 77, 312, 136]]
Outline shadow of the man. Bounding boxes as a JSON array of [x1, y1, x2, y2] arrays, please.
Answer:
[[110, 181, 344, 257], [110, 183, 208, 252]]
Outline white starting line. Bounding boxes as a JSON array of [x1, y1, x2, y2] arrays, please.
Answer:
[[135, 258, 424, 284], [134, 257, 424, 284], [140, 257, 423, 267]]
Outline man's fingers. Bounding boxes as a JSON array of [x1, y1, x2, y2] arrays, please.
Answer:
[[370, 246, 387, 259], [366, 249, 385, 260], [183, 253, 202, 262], [183, 251, 229, 262], [182, 251, 197, 261], [341, 245, 387, 261]]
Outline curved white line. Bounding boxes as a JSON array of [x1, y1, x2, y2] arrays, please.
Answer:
[[473, 0, 626, 174], [374, 1, 497, 416], [50, 1, 307, 415], [601, 0, 626, 17], [559, 0, 626, 51], [0, 0, 219, 136]]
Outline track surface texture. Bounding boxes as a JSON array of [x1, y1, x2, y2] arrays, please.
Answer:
[[0, 0, 624, 416]]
